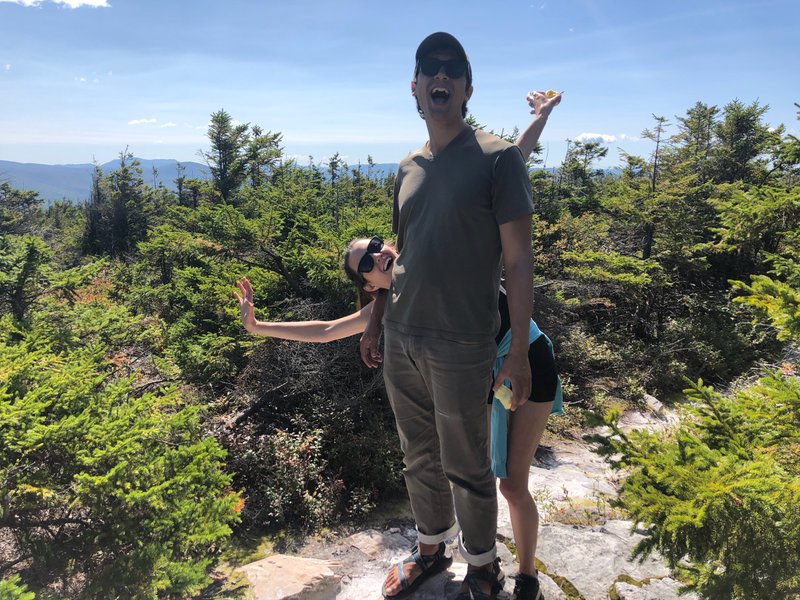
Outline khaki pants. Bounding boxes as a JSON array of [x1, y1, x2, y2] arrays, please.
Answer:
[[383, 327, 498, 565]]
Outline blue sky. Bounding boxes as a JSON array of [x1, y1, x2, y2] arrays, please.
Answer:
[[1, 0, 798, 169]]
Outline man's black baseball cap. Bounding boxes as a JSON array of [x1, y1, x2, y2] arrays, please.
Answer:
[[415, 32, 468, 63]]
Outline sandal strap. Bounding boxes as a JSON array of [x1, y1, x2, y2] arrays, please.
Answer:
[[393, 543, 448, 593], [395, 561, 409, 591], [402, 543, 445, 570], [456, 560, 504, 600]]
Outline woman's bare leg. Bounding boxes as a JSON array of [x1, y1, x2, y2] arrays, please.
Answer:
[[499, 401, 552, 576]]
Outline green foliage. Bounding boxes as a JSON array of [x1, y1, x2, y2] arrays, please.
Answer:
[[4, 97, 799, 591], [0, 330, 238, 596], [589, 376, 800, 599], [710, 99, 776, 185], [0, 576, 35, 600], [0, 184, 41, 236], [234, 428, 345, 528], [40, 200, 87, 264], [727, 186, 800, 342], [534, 97, 793, 405], [732, 275, 800, 341], [583, 111, 800, 596], [706, 185, 800, 270], [201, 110, 283, 203], [0, 235, 52, 322], [82, 151, 172, 257], [563, 249, 666, 292], [557, 139, 609, 213], [218, 306, 404, 532]]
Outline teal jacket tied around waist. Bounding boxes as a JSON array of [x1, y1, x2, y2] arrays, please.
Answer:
[[491, 319, 563, 478]]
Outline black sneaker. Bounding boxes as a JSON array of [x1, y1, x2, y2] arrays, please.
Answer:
[[512, 572, 544, 600]]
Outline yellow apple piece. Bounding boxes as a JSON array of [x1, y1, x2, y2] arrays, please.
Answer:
[[494, 385, 513, 409], [545, 89, 559, 98]]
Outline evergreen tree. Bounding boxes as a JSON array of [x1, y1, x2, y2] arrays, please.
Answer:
[[204, 109, 250, 203], [246, 125, 283, 188], [0, 235, 51, 322], [589, 186, 800, 597], [0, 184, 41, 236], [589, 372, 800, 599], [558, 139, 608, 213], [0, 331, 238, 596], [81, 152, 158, 257], [711, 99, 774, 184], [670, 101, 720, 185]]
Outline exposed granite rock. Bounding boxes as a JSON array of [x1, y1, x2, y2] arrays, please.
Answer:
[[614, 577, 697, 600], [239, 411, 692, 599], [240, 555, 341, 600]]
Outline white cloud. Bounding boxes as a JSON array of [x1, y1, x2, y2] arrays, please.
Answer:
[[4, 64, 10, 71], [159, 122, 177, 128], [0, 0, 109, 5], [54, 0, 110, 6], [128, 118, 157, 126], [576, 132, 617, 144], [74, 76, 87, 82]]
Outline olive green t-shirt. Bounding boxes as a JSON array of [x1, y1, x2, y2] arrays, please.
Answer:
[[385, 126, 534, 342]]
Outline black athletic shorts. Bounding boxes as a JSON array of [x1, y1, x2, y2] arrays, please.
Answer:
[[489, 290, 558, 404], [488, 335, 558, 404]]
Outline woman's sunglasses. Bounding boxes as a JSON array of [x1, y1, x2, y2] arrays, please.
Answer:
[[357, 237, 384, 274], [418, 57, 468, 79]]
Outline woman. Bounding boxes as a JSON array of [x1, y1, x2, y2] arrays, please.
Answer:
[[235, 90, 561, 600]]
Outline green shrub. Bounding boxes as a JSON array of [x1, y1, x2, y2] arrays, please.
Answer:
[[0, 576, 35, 600], [0, 334, 239, 597], [217, 300, 404, 532], [589, 375, 800, 599]]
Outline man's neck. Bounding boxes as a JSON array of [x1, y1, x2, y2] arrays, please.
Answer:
[[425, 119, 469, 157]]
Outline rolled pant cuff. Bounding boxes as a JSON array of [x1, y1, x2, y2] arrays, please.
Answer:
[[416, 521, 460, 546], [458, 533, 497, 567]]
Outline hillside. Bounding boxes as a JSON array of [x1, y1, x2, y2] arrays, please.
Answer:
[[0, 158, 210, 203]]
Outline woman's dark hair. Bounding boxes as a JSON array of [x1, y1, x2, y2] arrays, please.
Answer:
[[342, 240, 377, 309]]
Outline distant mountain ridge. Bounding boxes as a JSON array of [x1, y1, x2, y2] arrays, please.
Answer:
[[0, 158, 403, 204], [0, 159, 210, 204], [1, 158, 615, 204]]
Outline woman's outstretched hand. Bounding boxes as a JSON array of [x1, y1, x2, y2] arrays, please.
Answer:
[[234, 277, 256, 331], [527, 90, 562, 120]]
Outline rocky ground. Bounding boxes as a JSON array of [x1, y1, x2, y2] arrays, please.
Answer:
[[230, 401, 697, 600]]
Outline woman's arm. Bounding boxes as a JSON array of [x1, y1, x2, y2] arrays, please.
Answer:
[[235, 277, 371, 343], [516, 90, 562, 158]]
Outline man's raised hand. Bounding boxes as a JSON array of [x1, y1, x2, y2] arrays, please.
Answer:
[[527, 89, 562, 119]]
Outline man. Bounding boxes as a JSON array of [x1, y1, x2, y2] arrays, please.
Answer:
[[364, 32, 535, 600]]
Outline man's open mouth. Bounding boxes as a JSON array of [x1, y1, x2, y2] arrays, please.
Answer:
[[431, 88, 450, 105]]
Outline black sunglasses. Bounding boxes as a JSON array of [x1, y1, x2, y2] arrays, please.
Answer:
[[357, 237, 384, 274], [418, 57, 468, 79]]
